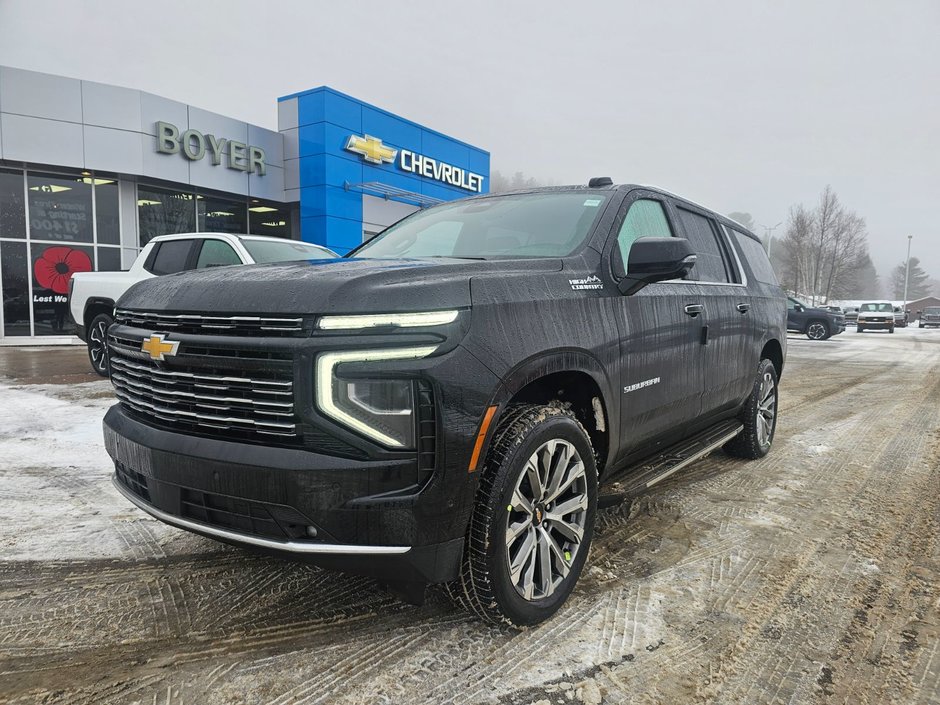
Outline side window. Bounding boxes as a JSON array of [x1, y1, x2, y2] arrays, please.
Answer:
[[616, 198, 673, 265], [148, 240, 194, 275], [196, 240, 242, 269], [674, 208, 731, 283], [729, 227, 777, 285]]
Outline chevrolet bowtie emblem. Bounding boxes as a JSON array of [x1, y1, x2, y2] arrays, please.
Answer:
[[141, 334, 179, 361], [345, 134, 398, 165]]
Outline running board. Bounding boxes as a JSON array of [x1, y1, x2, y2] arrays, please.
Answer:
[[597, 420, 743, 509]]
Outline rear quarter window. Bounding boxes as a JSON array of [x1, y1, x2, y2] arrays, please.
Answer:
[[730, 228, 778, 285]]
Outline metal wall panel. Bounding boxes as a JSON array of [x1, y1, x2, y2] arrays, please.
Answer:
[[81, 80, 141, 131], [0, 66, 83, 123], [83, 125, 144, 175], [0, 113, 84, 167]]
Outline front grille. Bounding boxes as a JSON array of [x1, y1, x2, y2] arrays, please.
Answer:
[[114, 309, 305, 337], [108, 335, 297, 441], [115, 461, 150, 502], [180, 488, 289, 539]]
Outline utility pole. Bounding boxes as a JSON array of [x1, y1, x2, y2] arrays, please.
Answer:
[[902, 235, 913, 315], [760, 221, 783, 258]]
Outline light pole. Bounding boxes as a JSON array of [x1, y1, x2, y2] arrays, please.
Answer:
[[760, 221, 783, 258], [902, 235, 913, 315]]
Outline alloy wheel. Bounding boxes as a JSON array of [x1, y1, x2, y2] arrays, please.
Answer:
[[505, 439, 588, 601], [807, 322, 827, 340], [89, 320, 109, 374], [756, 371, 776, 448]]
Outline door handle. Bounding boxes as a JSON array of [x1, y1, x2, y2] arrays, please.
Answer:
[[684, 303, 704, 317], [737, 303, 750, 314]]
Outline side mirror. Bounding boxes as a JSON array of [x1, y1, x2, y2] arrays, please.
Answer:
[[617, 237, 697, 295]]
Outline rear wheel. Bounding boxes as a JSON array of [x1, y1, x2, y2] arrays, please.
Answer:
[[806, 320, 830, 340], [87, 313, 112, 377], [448, 404, 597, 627], [724, 358, 778, 459]]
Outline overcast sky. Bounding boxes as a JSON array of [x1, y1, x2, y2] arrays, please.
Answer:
[[0, 0, 937, 285]]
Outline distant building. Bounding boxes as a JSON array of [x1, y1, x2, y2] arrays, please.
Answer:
[[907, 296, 940, 316]]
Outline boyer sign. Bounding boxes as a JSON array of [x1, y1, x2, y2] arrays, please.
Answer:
[[155, 121, 266, 175]]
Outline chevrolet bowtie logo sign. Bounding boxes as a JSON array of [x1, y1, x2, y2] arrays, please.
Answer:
[[141, 334, 179, 361], [345, 134, 398, 164]]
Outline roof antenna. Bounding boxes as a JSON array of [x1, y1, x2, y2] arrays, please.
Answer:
[[588, 177, 613, 187]]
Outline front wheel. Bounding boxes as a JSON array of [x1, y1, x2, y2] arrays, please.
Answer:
[[448, 404, 597, 627], [87, 313, 112, 377], [806, 320, 830, 340], [724, 358, 778, 459]]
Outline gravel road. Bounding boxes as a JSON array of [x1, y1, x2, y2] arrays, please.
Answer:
[[1, 330, 938, 705]]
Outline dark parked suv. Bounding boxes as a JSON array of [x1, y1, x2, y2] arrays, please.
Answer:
[[103, 182, 787, 626], [786, 297, 845, 340]]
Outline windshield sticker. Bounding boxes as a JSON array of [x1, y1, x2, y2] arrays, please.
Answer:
[[624, 377, 661, 394], [583, 198, 602, 207], [569, 275, 604, 291]]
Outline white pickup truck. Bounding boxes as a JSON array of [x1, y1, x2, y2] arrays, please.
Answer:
[[68, 232, 337, 375]]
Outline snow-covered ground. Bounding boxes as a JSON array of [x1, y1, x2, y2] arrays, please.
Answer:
[[0, 380, 196, 561]]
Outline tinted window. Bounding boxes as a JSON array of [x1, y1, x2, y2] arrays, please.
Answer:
[[149, 240, 193, 275], [675, 208, 731, 283], [196, 239, 242, 269], [617, 199, 672, 264], [729, 228, 777, 284]]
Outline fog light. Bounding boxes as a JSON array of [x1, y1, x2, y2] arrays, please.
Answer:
[[305, 526, 318, 538]]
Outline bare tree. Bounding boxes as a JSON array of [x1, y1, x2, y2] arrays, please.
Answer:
[[777, 187, 872, 303], [727, 211, 756, 231]]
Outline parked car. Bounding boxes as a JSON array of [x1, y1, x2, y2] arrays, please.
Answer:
[[856, 301, 895, 332], [843, 306, 860, 325], [68, 233, 338, 375], [786, 297, 846, 340], [893, 306, 909, 328], [103, 181, 787, 626], [919, 306, 940, 328]]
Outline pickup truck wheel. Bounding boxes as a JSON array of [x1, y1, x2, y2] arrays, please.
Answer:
[[805, 320, 830, 340], [448, 404, 597, 627], [724, 358, 778, 459], [87, 313, 112, 377]]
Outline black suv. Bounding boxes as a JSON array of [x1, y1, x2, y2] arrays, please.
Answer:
[[786, 297, 845, 340], [103, 182, 786, 626]]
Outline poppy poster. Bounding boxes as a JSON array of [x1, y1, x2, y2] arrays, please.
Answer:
[[31, 244, 93, 334]]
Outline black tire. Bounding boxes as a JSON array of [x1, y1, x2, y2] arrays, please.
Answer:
[[889, 327, 895, 334], [724, 358, 778, 459], [87, 313, 112, 377], [857, 326, 865, 333], [919, 324, 925, 329], [447, 404, 597, 627], [805, 320, 830, 340]]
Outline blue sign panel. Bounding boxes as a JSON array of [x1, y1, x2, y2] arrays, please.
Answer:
[[278, 87, 490, 254]]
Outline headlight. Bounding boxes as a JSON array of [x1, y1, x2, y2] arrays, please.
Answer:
[[315, 346, 437, 448], [317, 310, 459, 330]]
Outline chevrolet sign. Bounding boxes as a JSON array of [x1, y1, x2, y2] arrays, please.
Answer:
[[344, 134, 484, 193]]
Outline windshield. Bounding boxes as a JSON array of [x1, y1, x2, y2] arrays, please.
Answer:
[[860, 303, 893, 312], [352, 192, 609, 259], [241, 239, 337, 263], [924, 307, 940, 314]]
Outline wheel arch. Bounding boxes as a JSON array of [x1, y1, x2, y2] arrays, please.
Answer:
[[83, 297, 116, 330], [760, 338, 784, 379], [481, 350, 617, 475]]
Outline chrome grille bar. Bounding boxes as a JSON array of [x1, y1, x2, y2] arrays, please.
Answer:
[[114, 309, 304, 335]]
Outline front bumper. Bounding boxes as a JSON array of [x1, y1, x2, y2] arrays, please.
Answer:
[[103, 405, 466, 584], [858, 319, 893, 329]]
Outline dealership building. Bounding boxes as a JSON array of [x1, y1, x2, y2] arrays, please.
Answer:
[[0, 65, 489, 342]]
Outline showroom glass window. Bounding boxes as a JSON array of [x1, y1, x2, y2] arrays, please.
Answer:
[[248, 201, 291, 238], [0, 168, 123, 337], [138, 185, 196, 245], [197, 194, 247, 234]]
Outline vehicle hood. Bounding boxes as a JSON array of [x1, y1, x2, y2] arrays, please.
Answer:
[[117, 257, 562, 314]]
